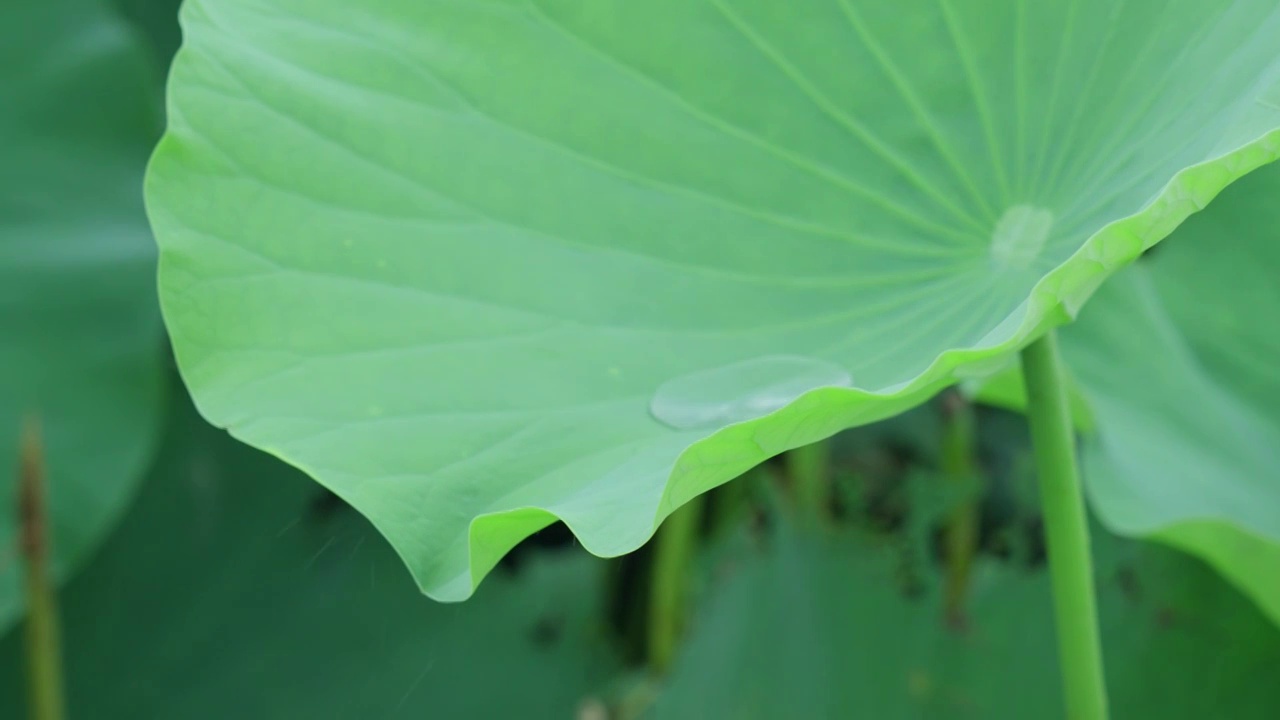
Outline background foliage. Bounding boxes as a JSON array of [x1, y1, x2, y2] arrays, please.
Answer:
[[0, 0, 166, 631]]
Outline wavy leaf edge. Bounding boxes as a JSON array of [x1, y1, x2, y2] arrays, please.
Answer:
[[149, 56, 1280, 599]]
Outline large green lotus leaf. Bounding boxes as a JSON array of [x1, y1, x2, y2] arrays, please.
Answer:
[[1056, 164, 1280, 626], [651, 526, 1280, 718], [0, 384, 619, 718], [146, 0, 1280, 599], [0, 0, 165, 629]]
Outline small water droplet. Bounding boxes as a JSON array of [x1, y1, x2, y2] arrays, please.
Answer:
[[649, 355, 852, 430], [990, 205, 1053, 269]]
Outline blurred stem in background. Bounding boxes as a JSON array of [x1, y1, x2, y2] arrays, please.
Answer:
[[647, 494, 706, 674], [18, 418, 66, 720], [708, 470, 751, 542], [786, 440, 831, 527], [940, 390, 980, 629], [1021, 332, 1109, 720]]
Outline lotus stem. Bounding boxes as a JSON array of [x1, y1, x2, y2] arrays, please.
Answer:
[[940, 390, 980, 629], [18, 417, 66, 720], [647, 494, 705, 674], [709, 469, 751, 541], [1021, 332, 1108, 720], [787, 440, 831, 525]]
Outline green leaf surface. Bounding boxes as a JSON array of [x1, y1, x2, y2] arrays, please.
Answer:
[[146, 0, 1280, 599], [0, 0, 165, 630], [0, 382, 620, 719], [1061, 164, 1280, 626], [650, 525, 1280, 719]]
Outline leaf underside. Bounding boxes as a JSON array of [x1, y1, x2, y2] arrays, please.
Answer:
[[147, 0, 1280, 599]]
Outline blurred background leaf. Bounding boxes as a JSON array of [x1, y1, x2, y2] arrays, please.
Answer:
[[971, 163, 1280, 626], [650, 509, 1280, 719], [112, 0, 184, 68], [1067, 164, 1280, 627], [0, 0, 167, 631], [0, 377, 622, 718]]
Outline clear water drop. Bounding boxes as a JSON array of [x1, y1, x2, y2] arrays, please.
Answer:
[[990, 205, 1053, 269], [649, 355, 852, 430]]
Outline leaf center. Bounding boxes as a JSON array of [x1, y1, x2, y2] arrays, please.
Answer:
[[990, 205, 1054, 269]]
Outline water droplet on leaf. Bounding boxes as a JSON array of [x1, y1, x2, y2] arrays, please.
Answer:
[[649, 355, 852, 430]]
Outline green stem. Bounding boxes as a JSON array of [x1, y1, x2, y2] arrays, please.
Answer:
[[647, 494, 705, 674], [1021, 332, 1108, 720], [709, 472, 751, 541], [787, 440, 830, 525], [940, 391, 980, 629], [19, 418, 66, 720]]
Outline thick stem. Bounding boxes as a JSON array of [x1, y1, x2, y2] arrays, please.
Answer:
[[647, 494, 705, 674], [787, 440, 830, 525], [19, 418, 66, 720], [940, 391, 980, 629], [1021, 332, 1108, 720]]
